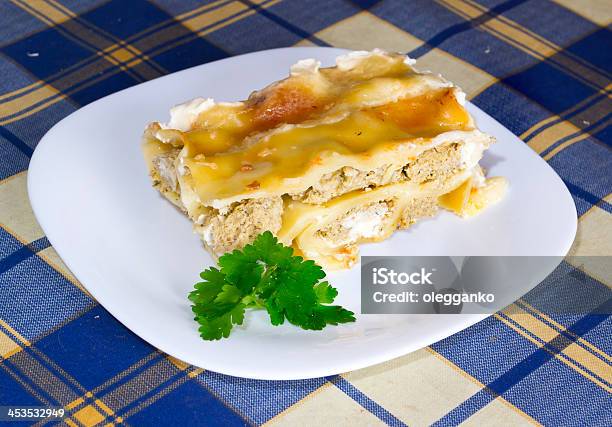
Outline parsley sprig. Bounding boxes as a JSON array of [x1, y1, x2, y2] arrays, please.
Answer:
[[188, 231, 356, 340]]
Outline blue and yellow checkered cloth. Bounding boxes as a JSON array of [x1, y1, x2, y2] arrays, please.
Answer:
[[0, 0, 610, 425]]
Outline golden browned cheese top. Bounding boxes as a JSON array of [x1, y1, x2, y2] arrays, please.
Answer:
[[148, 52, 473, 203]]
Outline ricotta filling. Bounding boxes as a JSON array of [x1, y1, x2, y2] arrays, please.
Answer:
[[341, 203, 389, 241]]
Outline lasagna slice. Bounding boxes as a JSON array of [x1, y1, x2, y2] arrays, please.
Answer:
[[142, 50, 506, 270]]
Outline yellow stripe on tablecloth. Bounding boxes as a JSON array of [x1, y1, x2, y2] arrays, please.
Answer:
[[4, 347, 83, 408], [337, 347, 538, 426], [0, 171, 87, 292], [518, 300, 611, 362], [3, 340, 117, 426], [551, 0, 612, 26], [526, 88, 611, 154], [433, 0, 612, 161], [265, 382, 384, 427], [0, 84, 67, 126], [180, 1, 251, 33], [315, 11, 422, 51], [45, 0, 169, 79], [0, 330, 22, 359], [37, 246, 88, 294], [543, 117, 611, 160], [425, 347, 540, 424], [461, 396, 539, 426], [0, 320, 29, 346], [0, 172, 45, 242], [118, 365, 229, 422], [341, 348, 479, 425], [73, 405, 106, 427], [521, 88, 612, 141], [166, 355, 191, 371], [0, 0, 234, 102], [0, 0, 280, 125], [435, 0, 609, 91], [0, 319, 30, 359], [314, 11, 497, 99], [567, 194, 612, 285], [497, 306, 612, 392], [81, 357, 203, 422], [462, 0, 610, 79], [10, 0, 159, 83], [11, 0, 69, 24], [178, 0, 282, 39], [0, 221, 87, 293]]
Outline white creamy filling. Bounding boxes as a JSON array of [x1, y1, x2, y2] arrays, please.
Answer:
[[341, 204, 389, 241], [161, 97, 215, 131], [471, 166, 487, 188], [197, 223, 214, 246], [455, 89, 466, 106], [460, 137, 488, 169], [155, 157, 178, 191], [290, 58, 321, 75]]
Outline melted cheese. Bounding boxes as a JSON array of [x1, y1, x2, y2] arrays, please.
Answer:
[[144, 51, 480, 207], [439, 169, 508, 218], [279, 168, 474, 269], [181, 88, 471, 204]]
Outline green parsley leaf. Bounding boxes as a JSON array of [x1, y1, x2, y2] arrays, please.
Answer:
[[189, 231, 355, 340]]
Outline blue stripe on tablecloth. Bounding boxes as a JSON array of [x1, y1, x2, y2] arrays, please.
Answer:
[[523, 91, 611, 142], [521, 262, 612, 345], [328, 375, 407, 427], [79, 0, 172, 42], [0, 125, 33, 157], [239, 0, 329, 46], [515, 300, 611, 365], [498, 312, 612, 389], [432, 300, 611, 424], [112, 369, 193, 417], [472, 82, 550, 136], [408, 0, 528, 58], [493, 0, 599, 47], [127, 377, 247, 426], [265, 0, 361, 36], [4, 346, 86, 402], [547, 139, 612, 216], [564, 180, 612, 214], [196, 370, 327, 425], [1, 357, 57, 404], [0, 1, 48, 47], [0, 237, 50, 274], [373, 0, 539, 79], [1, 26, 93, 81], [431, 388, 497, 427], [4, 100, 78, 153], [503, 61, 597, 115], [0, 230, 93, 341], [35, 306, 157, 390], [567, 28, 612, 75], [0, 140, 30, 180], [0, 362, 45, 407]]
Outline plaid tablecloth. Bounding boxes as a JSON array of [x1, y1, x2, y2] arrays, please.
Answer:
[[1, 0, 611, 425]]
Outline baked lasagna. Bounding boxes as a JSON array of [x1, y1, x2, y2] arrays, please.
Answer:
[[142, 50, 506, 269]]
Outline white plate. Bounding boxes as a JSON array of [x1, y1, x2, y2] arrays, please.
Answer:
[[28, 47, 577, 380]]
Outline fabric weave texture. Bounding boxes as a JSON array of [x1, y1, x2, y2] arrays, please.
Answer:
[[0, 0, 610, 425]]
